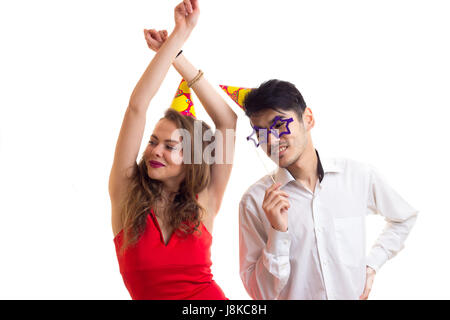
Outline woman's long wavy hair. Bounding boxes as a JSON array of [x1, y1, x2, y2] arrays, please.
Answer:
[[117, 108, 212, 256]]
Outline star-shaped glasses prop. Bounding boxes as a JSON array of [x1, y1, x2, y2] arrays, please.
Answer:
[[246, 116, 294, 147]]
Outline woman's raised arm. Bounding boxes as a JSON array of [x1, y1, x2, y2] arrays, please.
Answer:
[[144, 1, 237, 217], [172, 54, 237, 217], [109, 1, 198, 233]]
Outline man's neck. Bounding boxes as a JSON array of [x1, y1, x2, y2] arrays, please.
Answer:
[[286, 144, 318, 193]]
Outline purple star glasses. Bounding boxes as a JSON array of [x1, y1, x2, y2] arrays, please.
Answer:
[[246, 116, 294, 147]]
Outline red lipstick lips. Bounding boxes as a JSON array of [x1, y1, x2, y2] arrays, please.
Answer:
[[149, 160, 165, 168]]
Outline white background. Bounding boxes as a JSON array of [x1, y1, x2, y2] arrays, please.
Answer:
[[0, 0, 449, 299]]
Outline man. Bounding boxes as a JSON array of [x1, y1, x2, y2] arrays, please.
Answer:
[[238, 79, 418, 300]]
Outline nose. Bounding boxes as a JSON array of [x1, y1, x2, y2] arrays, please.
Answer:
[[150, 143, 164, 158]]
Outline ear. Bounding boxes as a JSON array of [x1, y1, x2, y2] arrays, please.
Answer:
[[302, 107, 315, 131]]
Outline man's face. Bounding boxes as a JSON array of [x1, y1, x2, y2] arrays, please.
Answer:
[[249, 109, 309, 168]]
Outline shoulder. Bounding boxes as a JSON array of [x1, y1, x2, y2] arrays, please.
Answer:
[[325, 157, 373, 176], [323, 157, 378, 191]]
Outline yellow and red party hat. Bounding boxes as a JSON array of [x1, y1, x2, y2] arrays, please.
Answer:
[[219, 85, 252, 111], [171, 79, 196, 118]]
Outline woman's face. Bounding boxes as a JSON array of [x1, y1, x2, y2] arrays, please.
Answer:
[[144, 118, 185, 186]]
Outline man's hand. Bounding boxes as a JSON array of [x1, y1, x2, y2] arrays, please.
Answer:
[[359, 266, 376, 300], [262, 183, 290, 232], [144, 29, 168, 52], [174, 0, 200, 32]]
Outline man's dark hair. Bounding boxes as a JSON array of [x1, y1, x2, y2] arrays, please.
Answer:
[[243, 79, 307, 120]]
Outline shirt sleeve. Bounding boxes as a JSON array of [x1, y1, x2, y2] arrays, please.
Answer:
[[239, 196, 291, 300], [366, 165, 419, 272]]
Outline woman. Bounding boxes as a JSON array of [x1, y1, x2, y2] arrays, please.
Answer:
[[109, 0, 237, 300]]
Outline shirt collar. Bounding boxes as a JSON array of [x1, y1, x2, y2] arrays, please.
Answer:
[[273, 149, 341, 187]]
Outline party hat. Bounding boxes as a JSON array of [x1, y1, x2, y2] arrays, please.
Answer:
[[171, 79, 196, 118], [219, 85, 252, 111]]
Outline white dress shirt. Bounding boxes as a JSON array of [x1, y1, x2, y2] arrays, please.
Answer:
[[239, 152, 418, 300]]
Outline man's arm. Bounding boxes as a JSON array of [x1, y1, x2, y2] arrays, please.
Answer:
[[366, 165, 419, 272], [239, 194, 291, 300]]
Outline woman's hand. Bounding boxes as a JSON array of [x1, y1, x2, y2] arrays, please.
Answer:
[[174, 0, 200, 32], [144, 1, 198, 52], [144, 29, 168, 52]]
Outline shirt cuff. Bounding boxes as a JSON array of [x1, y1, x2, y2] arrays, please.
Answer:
[[263, 227, 291, 282], [366, 246, 389, 272], [266, 227, 291, 256]]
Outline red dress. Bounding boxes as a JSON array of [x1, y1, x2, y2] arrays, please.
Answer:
[[113, 209, 227, 300]]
